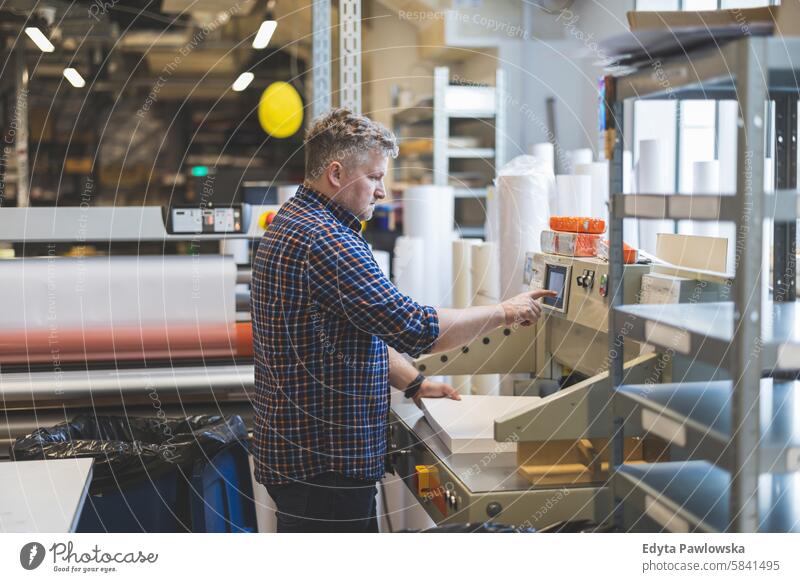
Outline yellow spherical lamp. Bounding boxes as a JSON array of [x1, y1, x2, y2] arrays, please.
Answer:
[[258, 81, 303, 138]]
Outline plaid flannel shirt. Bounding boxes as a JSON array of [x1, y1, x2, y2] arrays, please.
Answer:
[[251, 185, 440, 485]]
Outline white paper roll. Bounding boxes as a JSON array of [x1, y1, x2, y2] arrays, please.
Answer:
[[472, 375, 500, 396], [220, 238, 250, 265], [372, 250, 391, 279], [484, 185, 500, 243], [575, 161, 610, 221], [569, 148, 593, 173], [718, 101, 738, 196], [687, 160, 721, 237], [403, 185, 455, 306], [393, 236, 425, 300], [471, 242, 500, 306], [452, 239, 481, 309], [451, 375, 473, 396], [622, 150, 638, 247], [764, 157, 774, 192], [470, 241, 502, 396], [497, 156, 553, 300], [529, 142, 555, 174], [555, 174, 592, 217], [0, 255, 236, 329], [278, 185, 299, 206], [636, 139, 673, 254]]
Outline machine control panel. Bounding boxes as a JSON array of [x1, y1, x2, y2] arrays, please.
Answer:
[[168, 205, 243, 234], [527, 251, 650, 334]]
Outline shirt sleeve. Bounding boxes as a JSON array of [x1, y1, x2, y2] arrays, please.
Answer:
[[307, 227, 439, 358]]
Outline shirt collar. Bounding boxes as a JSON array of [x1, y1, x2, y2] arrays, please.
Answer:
[[295, 184, 362, 233]]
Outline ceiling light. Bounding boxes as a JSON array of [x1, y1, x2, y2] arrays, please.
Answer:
[[24, 27, 55, 52], [63, 68, 86, 88], [252, 20, 277, 49], [232, 72, 254, 92]]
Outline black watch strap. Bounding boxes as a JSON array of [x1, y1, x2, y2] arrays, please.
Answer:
[[403, 373, 426, 399]]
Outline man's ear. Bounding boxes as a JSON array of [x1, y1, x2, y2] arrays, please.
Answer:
[[326, 161, 343, 189]]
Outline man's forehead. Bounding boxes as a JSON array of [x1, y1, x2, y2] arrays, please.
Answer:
[[359, 150, 388, 171]]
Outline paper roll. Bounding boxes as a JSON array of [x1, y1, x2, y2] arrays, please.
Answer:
[[451, 375, 472, 396], [452, 239, 481, 308], [529, 142, 555, 174], [687, 160, 721, 237], [636, 139, 673, 253], [555, 174, 592, 217], [471, 242, 500, 306], [0, 256, 237, 364], [575, 161, 610, 221], [278, 185, 299, 206], [470, 241, 502, 396], [622, 150, 638, 247], [497, 156, 553, 300], [484, 185, 500, 243], [221, 239, 250, 265], [393, 236, 425, 300], [569, 148, 593, 173], [718, 101, 738, 196], [472, 375, 500, 396], [403, 185, 455, 306], [372, 250, 391, 279], [764, 157, 774, 192]]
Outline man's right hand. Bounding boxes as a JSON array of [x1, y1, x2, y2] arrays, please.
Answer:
[[500, 289, 558, 326]]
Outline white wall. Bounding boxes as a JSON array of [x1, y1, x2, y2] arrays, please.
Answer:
[[513, 0, 635, 166]]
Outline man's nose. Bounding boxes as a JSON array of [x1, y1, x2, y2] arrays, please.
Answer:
[[375, 183, 387, 199]]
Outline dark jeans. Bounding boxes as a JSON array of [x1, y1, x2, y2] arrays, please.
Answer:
[[265, 472, 379, 533]]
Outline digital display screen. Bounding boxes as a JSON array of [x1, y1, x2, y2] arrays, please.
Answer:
[[543, 264, 568, 311]]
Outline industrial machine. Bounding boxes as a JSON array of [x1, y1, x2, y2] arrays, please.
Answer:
[[391, 249, 668, 529], [0, 202, 280, 455]]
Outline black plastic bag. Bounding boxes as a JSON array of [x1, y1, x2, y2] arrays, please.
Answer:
[[11, 414, 248, 494]]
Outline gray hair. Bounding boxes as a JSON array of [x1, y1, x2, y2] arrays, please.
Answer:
[[304, 108, 398, 181]]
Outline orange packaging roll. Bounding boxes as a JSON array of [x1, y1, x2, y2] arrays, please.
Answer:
[[541, 230, 602, 257], [550, 216, 606, 234], [599, 240, 639, 264]]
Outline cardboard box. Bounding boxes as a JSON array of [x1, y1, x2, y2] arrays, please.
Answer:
[[627, 2, 799, 36], [640, 272, 725, 305], [627, 7, 776, 31]]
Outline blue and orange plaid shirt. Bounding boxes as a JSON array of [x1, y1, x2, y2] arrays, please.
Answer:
[[251, 185, 440, 485]]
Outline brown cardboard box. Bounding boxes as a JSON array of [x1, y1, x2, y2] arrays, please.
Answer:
[[627, 2, 799, 36], [627, 7, 776, 31]]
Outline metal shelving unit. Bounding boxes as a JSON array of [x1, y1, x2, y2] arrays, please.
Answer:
[[606, 36, 800, 532], [392, 66, 506, 238]]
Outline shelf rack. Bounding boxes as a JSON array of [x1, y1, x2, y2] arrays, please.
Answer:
[[392, 66, 506, 238], [606, 36, 800, 533]]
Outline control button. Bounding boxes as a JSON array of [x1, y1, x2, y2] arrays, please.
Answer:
[[584, 270, 595, 289], [486, 501, 502, 518], [599, 273, 608, 297]]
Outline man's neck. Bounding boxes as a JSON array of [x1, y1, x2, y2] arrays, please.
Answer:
[[303, 180, 336, 201]]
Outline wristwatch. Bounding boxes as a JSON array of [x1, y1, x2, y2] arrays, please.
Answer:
[[403, 373, 426, 399]]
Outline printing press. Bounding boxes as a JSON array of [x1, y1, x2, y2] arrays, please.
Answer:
[[0, 203, 279, 456]]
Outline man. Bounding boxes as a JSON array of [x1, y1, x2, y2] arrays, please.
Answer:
[[251, 108, 553, 532]]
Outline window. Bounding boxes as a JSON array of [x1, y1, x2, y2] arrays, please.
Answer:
[[631, 0, 777, 270]]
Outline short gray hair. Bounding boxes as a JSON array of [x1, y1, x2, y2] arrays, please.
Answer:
[[304, 108, 398, 181]]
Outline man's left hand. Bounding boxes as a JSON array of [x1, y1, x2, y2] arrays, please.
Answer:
[[413, 379, 461, 406]]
